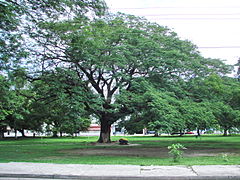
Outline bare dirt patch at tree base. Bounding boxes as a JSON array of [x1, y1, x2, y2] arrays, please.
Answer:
[[88, 141, 141, 147], [61, 143, 239, 158]]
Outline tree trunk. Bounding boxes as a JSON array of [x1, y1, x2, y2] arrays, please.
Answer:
[[14, 129, 17, 139], [19, 129, 26, 137], [97, 115, 111, 143], [52, 131, 58, 137], [197, 129, 201, 136], [223, 128, 228, 136], [0, 129, 4, 139]]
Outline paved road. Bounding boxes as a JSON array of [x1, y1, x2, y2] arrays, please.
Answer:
[[0, 162, 240, 179]]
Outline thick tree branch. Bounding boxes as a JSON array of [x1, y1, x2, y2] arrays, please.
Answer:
[[75, 63, 104, 96]]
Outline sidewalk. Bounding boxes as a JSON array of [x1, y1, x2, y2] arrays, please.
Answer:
[[0, 162, 240, 179]]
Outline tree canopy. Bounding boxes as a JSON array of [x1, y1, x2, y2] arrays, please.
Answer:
[[0, 0, 238, 141]]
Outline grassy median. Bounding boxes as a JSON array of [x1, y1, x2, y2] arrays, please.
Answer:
[[0, 135, 239, 165]]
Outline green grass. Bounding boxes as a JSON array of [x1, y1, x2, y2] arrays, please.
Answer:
[[0, 135, 240, 165]]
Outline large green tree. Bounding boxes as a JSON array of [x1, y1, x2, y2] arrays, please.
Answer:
[[26, 11, 233, 142]]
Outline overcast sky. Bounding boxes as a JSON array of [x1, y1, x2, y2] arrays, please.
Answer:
[[105, 0, 240, 66]]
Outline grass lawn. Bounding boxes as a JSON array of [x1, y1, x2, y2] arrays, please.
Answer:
[[0, 135, 240, 166]]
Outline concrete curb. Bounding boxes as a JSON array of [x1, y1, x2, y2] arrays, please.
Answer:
[[1, 163, 240, 179], [1, 174, 240, 180]]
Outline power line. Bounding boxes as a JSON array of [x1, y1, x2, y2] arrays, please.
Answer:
[[199, 46, 240, 49], [111, 6, 240, 10], [147, 17, 240, 20], [139, 13, 240, 16], [109, 11, 240, 20]]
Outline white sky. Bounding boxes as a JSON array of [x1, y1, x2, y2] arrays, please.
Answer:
[[105, 0, 240, 66]]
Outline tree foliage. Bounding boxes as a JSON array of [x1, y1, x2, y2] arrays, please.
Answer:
[[0, 0, 106, 138], [0, 1, 237, 140], [26, 11, 232, 142], [0, 1, 27, 71]]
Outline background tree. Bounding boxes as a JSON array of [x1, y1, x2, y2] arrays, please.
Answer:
[[119, 114, 146, 135], [30, 68, 92, 137], [212, 102, 240, 136], [186, 74, 240, 135], [143, 89, 185, 135], [1, 0, 106, 138], [180, 101, 216, 136], [0, 73, 35, 138], [0, 75, 12, 138]]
